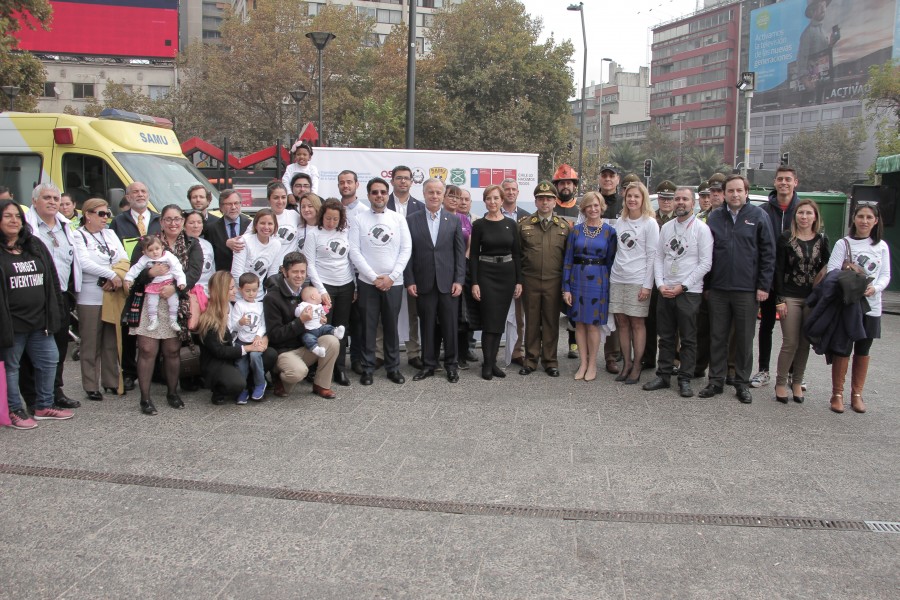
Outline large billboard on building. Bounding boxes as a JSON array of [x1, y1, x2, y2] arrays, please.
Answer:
[[748, 0, 896, 111], [15, 0, 178, 59]]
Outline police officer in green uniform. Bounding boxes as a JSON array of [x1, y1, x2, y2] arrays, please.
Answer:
[[517, 181, 570, 377], [644, 179, 678, 369], [697, 180, 712, 222]]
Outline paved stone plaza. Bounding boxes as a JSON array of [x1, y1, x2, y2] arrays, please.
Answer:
[[2, 317, 898, 598]]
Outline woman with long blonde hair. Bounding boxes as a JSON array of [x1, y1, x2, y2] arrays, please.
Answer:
[[198, 271, 276, 405]]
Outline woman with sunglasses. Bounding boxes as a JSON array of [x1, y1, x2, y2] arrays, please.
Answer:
[[127, 204, 204, 415], [72, 198, 130, 401], [0, 200, 71, 429], [824, 202, 891, 414]]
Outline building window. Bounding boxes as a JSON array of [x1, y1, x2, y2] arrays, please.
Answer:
[[764, 115, 781, 126], [801, 110, 818, 122], [42, 82, 57, 98], [783, 112, 799, 124], [148, 85, 170, 100], [764, 134, 781, 145], [307, 2, 324, 16], [72, 83, 95, 99], [750, 117, 763, 128], [416, 37, 425, 55], [821, 107, 842, 120], [416, 12, 436, 27], [763, 152, 780, 165], [357, 6, 376, 19], [418, 0, 444, 7], [377, 9, 401, 24]]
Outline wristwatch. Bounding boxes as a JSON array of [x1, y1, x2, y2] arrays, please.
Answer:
[[682, 284, 688, 292]]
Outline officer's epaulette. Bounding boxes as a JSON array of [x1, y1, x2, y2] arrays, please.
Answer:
[[519, 215, 535, 224]]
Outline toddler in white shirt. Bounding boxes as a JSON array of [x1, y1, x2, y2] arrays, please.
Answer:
[[294, 286, 344, 357], [229, 273, 268, 404]]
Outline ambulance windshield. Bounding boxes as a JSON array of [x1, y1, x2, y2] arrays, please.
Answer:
[[115, 153, 217, 211]]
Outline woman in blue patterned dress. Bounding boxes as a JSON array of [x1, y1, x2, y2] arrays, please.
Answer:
[[562, 192, 617, 381]]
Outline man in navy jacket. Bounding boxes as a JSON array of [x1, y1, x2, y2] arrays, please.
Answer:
[[699, 175, 776, 404]]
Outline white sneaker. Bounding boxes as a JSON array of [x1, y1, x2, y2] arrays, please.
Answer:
[[170, 319, 181, 332], [313, 345, 327, 358], [334, 325, 345, 340], [749, 370, 770, 388], [147, 317, 159, 332]]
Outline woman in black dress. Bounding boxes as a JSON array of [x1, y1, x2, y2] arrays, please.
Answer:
[[470, 185, 522, 380]]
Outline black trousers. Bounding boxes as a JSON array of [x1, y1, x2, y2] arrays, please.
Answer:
[[207, 347, 277, 402], [644, 287, 659, 365], [708, 290, 758, 388], [656, 292, 702, 382], [417, 288, 459, 370], [21, 293, 73, 405], [694, 295, 711, 375], [757, 292, 778, 372], [323, 280, 355, 373], [358, 281, 402, 373]]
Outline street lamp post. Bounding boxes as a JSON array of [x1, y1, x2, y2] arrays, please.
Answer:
[[598, 57, 612, 149], [1, 86, 21, 112], [306, 31, 335, 146], [567, 2, 587, 195], [737, 72, 756, 178], [289, 88, 308, 143]]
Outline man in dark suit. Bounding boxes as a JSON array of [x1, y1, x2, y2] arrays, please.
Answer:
[[188, 184, 219, 229], [386, 165, 426, 370], [204, 189, 250, 273], [109, 181, 161, 259], [404, 178, 466, 383]]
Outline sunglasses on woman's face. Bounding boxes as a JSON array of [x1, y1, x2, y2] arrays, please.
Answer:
[[93, 210, 111, 218]]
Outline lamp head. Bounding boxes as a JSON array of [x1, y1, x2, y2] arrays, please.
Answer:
[[567, 2, 583, 11], [736, 71, 755, 92], [1, 85, 21, 99], [306, 31, 336, 50], [289, 89, 308, 103]]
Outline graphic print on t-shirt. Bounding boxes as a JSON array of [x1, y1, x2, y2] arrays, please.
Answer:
[[366, 224, 395, 246], [852, 248, 881, 275], [327, 238, 349, 257]]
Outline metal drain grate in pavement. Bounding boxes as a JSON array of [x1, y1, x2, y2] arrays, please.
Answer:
[[0, 463, 888, 533], [866, 521, 900, 533]]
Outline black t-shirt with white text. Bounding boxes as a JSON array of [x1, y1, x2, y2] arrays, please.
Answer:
[[0, 248, 48, 333]]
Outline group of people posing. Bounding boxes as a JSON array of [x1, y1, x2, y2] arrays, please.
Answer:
[[0, 153, 891, 430]]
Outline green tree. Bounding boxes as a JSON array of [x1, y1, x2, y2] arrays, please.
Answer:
[[780, 121, 865, 192], [1, 0, 51, 112], [166, 1, 381, 149], [863, 59, 900, 177], [641, 124, 679, 189], [608, 142, 643, 175], [684, 147, 732, 186], [419, 0, 574, 171]]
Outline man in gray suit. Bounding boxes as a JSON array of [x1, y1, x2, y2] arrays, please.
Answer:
[[404, 178, 466, 382]]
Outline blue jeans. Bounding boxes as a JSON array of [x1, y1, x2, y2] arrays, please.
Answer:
[[1, 330, 60, 412], [235, 351, 266, 388], [302, 324, 336, 352]]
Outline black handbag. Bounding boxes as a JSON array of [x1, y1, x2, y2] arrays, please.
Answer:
[[838, 239, 873, 305], [179, 343, 201, 378]]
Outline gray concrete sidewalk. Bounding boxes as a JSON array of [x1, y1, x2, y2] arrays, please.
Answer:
[[2, 317, 898, 598]]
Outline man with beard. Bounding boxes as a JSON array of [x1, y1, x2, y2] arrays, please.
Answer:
[[551, 164, 581, 359], [642, 186, 713, 398]]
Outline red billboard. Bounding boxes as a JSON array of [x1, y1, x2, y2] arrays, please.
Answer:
[[15, 0, 178, 59]]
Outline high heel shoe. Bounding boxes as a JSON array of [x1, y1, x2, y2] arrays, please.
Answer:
[[615, 363, 631, 383], [624, 366, 642, 385], [584, 368, 597, 382], [491, 365, 506, 378], [140, 399, 158, 416], [775, 386, 789, 403]]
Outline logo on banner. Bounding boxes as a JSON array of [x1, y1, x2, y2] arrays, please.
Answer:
[[429, 167, 449, 182], [412, 168, 426, 184], [449, 169, 466, 185], [469, 168, 517, 188]]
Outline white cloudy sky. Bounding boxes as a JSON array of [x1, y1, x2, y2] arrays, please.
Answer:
[[517, 0, 703, 86]]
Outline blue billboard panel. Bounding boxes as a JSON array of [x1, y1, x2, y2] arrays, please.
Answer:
[[749, 0, 896, 110]]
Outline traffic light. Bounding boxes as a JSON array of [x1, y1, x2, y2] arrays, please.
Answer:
[[781, 152, 790, 166], [643, 159, 652, 178]]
